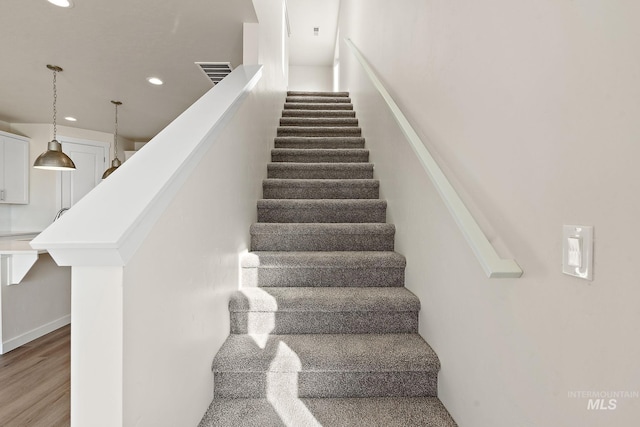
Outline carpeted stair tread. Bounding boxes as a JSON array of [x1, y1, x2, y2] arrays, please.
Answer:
[[287, 91, 350, 97], [286, 96, 352, 103], [230, 287, 419, 312], [258, 199, 386, 223], [284, 102, 354, 110], [250, 223, 395, 251], [281, 109, 356, 118], [213, 333, 439, 373], [280, 117, 358, 127], [213, 334, 438, 398], [274, 136, 365, 149], [263, 178, 379, 199], [267, 163, 373, 179], [199, 397, 458, 427], [271, 148, 369, 163], [277, 126, 362, 137]]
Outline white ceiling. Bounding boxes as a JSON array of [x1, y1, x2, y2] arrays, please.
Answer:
[[0, 0, 340, 141], [287, 0, 340, 66], [0, 0, 257, 141]]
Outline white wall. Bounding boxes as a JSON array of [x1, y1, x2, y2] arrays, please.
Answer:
[[254, 0, 289, 90], [288, 65, 333, 91], [339, 1, 640, 426], [7, 123, 132, 233], [1, 253, 71, 353]]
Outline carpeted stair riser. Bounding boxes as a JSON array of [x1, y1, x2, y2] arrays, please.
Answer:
[[284, 102, 353, 110], [214, 371, 436, 399], [286, 96, 352, 104], [281, 109, 356, 118], [274, 136, 365, 149], [257, 199, 386, 223], [280, 117, 359, 127], [240, 251, 406, 287], [287, 91, 350, 97], [267, 163, 373, 179], [250, 223, 395, 252], [277, 126, 362, 137], [212, 334, 439, 399], [199, 397, 456, 427], [229, 287, 418, 334], [271, 148, 369, 163], [229, 287, 419, 313], [242, 265, 405, 288], [263, 179, 379, 199], [231, 311, 418, 334]]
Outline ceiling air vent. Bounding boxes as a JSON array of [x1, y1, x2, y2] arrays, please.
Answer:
[[196, 62, 233, 85]]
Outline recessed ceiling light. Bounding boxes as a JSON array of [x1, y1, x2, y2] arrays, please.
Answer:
[[64, 116, 77, 122], [47, 0, 73, 8], [147, 77, 163, 86]]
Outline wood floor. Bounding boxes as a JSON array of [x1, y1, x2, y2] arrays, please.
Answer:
[[0, 325, 70, 426]]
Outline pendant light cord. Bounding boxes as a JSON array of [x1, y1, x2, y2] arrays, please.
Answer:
[[52, 68, 57, 140], [113, 102, 118, 160], [111, 100, 122, 161]]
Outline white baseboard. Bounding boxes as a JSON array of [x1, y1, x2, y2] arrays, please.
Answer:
[[0, 315, 71, 354]]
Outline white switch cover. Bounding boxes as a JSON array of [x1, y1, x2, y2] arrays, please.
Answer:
[[563, 225, 593, 280]]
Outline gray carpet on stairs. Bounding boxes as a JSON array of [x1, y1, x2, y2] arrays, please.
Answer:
[[271, 148, 370, 163], [199, 91, 457, 426], [274, 137, 365, 149], [257, 199, 385, 223]]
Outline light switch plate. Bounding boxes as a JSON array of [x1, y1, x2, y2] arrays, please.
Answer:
[[562, 225, 593, 280]]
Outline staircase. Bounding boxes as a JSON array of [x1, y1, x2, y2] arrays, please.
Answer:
[[199, 92, 457, 426]]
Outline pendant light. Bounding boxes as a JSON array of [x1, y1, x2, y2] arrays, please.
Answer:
[[102, 101, 122, 179], [33, 65, 76, 171]]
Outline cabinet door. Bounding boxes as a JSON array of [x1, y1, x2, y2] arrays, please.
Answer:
[[0, 135, 29, 204]]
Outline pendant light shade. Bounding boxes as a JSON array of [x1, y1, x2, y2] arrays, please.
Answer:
[[33, 139, 77, 170], [33, 65, 76, 171], [102, 100, 122, 179], [101, 157, 121, 179]]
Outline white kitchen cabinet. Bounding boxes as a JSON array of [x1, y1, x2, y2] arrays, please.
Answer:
[[0, 131, 29, 204]]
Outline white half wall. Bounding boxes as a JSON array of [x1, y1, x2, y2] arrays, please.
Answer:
[[119, 5, 288, 420], [121, 85, 278, 426], [289, 65, 333, 91], [339, 1, 640, 426]]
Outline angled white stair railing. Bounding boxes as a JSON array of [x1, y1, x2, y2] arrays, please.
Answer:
[[345, 38, 522, 279]]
